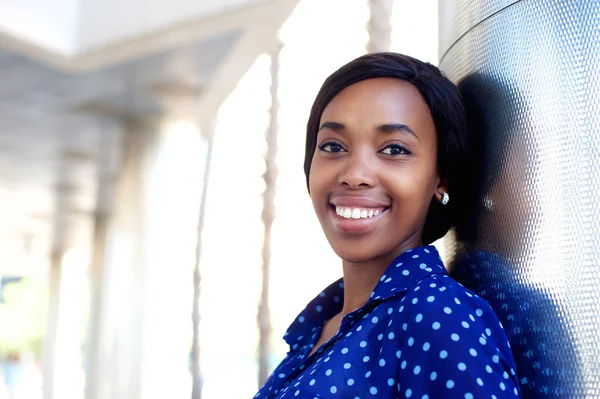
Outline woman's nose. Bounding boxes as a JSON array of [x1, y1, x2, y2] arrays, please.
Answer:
[[338, 151, 376, 189]]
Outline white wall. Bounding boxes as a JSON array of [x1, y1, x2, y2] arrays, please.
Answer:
[[0, 0, 263, 55], [74, 0, 263, 52], [0, 0, 80, 55]]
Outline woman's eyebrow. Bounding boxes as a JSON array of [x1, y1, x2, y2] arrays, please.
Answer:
[[318, 121, 345, 131], [377, 123, 420, 141], [318, 121, 420, 142]]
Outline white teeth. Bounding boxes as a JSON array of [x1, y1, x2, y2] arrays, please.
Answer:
[[334, 207, 385, 220]]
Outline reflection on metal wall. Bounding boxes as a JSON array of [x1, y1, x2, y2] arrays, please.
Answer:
[[439, 0, 600, 398]]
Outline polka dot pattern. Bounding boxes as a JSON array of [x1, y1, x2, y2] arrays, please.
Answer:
[[254, 246, 521, 399]]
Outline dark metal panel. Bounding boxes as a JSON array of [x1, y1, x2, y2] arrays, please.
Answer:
[[439, 0, 600, 398]]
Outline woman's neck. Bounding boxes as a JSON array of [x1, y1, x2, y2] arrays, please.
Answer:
[[340, 241, 423, 315], [340, 259, 387, 315]]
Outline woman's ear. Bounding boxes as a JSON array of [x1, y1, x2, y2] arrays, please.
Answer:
[[435, 177, 449, 203]]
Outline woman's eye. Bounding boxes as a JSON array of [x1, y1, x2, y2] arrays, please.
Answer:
[[380, 144, 410, 155], [319, 142, 346, 153]]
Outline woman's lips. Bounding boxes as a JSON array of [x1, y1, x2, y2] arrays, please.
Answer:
[[330, 195, 390, 209], [329, 204, 389, 234]]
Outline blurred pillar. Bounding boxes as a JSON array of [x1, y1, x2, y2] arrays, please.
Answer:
[[191, 120, 215, 399], [367, 0, 394, 53], [258, 40, 281, 386], [84, 210, 108, 399], [86, 117, 205, 399], [84, 121, 122, 399], [87, 118, 161, 399], [42, 173, 72, 399], [42, 250, 62, 399]]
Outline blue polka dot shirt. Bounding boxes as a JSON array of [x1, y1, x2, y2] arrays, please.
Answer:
[[254, 245, 522, 398]]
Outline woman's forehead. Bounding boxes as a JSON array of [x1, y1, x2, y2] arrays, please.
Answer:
[[319, 78, 435, 137]]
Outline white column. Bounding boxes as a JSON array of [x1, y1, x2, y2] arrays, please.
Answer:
[[139, 120, 206, 399], [111, 119, 159, 399], [258, 41, 281, 386], [42, 169, 72, 399], [88, 117, 206, 399], [83, 208, 109, 399], [191, 120, 215, 399], [84, 120, 122, 399], [367, 0, 394, 53], [42, 249, 62, 399], [85, 118, 161, 399]]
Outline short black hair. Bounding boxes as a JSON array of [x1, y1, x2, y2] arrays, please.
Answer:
[[304, 52, 469, 245]]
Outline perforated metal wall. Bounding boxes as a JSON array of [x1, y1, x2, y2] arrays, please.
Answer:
[[439, 1, 600, 397]]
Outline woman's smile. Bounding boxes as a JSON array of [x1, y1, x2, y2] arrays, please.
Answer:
[[328, 195, 391, 234], [334, 206, 385, 219], [330, 204, 390, 234]]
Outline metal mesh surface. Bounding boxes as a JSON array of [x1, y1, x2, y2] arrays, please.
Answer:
[[438, 0, 519, 61], [439, 0, 600, 398]]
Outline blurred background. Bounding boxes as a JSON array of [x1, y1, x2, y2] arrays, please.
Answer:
[[0, 1, 440, 398]]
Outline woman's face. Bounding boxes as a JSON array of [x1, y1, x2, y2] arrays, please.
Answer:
[[309, 77, 444, 264]]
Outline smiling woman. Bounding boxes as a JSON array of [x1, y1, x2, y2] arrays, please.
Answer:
[[310, 77, 440, 266], [253, 53, 522, 399]]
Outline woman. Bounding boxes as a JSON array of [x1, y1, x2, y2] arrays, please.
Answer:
[[254, 53, 522, 398]]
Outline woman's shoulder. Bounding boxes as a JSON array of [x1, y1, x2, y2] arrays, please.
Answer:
[[388, 274, 522, 398], [401, 273, 499, 314], [394, 273, 511, 348]]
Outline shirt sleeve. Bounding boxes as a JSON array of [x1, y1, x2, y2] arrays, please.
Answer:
[[395, 275, 522, 399]]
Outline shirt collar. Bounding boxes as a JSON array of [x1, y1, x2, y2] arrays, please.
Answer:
[[284, 245, 447, 347]]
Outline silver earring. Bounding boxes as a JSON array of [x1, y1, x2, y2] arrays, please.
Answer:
[[483, 196, 493, 211], [441, 192, 450, 205]]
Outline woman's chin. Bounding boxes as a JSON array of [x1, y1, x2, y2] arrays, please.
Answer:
[[328, 236, 421, 267], [330, 244, 382, 265]]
